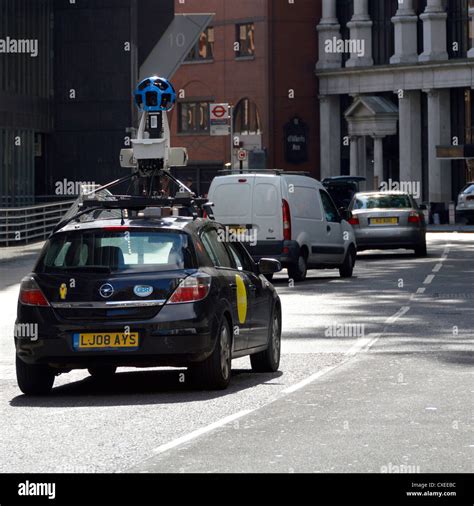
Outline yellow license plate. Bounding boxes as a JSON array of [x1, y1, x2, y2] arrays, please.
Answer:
[[73, 332, 139, 350], [370, 217, 398, 225]]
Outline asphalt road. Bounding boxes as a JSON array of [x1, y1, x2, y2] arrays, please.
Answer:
[[0, 234, 472, 473]]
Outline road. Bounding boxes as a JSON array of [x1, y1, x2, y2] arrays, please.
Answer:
[[0, 234, 472, 473]]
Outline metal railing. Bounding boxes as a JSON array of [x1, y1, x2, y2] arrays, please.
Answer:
[[0, 200, 75, 247]]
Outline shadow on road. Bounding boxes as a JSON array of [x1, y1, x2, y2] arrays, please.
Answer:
[[9, 368, 283, 408]]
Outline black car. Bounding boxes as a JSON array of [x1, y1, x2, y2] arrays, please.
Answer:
[[15, 213, 282, 395], [322, 176, 367, 210]]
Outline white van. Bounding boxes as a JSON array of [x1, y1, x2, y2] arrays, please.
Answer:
[[207, 171, 357, 281]]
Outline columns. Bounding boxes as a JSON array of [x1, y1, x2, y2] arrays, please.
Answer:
[[425, 89, 451, 203], [350, 136, 359, 176], [319, 95, 341, 179], [419, 0, 448, 62], [468, 2, 474, 58], [346, 0, 373, 67], [390, 0, 418, 64], [373, 136, 384, 189], [316, 0, 342, 69], [398, 90, 422, 200]]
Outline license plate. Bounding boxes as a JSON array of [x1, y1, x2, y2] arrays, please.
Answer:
[[370, 217, 398, 226], [73, 332, 139, 350]]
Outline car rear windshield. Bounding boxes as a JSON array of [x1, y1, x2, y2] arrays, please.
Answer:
[[353, 195, 412, 210], [461, 184, 474, 194], [37, 230, 195, 273]]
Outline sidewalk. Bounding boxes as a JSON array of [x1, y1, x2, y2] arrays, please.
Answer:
[[0, 241, 45, 264], [427, 224, 474, 233]]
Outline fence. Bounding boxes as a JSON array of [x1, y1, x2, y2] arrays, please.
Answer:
[[0, 200, 74, 247]]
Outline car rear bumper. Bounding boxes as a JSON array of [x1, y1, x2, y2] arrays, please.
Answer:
[[245, 240, 300, 266], [15, 302, 217, 369], [354, 226, 425, 250]]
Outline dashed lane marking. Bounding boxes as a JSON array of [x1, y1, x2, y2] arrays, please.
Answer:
[[424, 274, 435, 285]]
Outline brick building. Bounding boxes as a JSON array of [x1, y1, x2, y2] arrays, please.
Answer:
[[169, 0, 322, 194]]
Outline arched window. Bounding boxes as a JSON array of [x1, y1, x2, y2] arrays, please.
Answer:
[[233, 98, 262, 135]]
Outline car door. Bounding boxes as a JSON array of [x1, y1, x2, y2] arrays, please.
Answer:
[[225, 241, 271, 349], [318, 190, 346, 264], [199, 226, 252, 352]]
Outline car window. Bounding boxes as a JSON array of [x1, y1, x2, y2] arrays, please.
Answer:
[[226, 242, 254, 272], [462, 184, 474, 194], [200, 228, 233, 268], [354, 194, 412, 210], [38, 230, 193, 273], [319, 190, 340, 223]]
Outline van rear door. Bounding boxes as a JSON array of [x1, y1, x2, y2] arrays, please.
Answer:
[[252, 176, 283, 242]]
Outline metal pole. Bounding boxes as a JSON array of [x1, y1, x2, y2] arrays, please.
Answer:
[[229, 104, 234, 170]]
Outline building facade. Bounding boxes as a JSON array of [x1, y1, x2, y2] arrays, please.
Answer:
[[317, 0, 474, 209], [170, 0, 321, 194]]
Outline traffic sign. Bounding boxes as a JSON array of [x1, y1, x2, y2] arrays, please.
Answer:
[[237, 149, 247, 161], [210, 103, 230, 136]]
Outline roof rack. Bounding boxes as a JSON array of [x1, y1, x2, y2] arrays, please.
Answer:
[[217, 168, 312, 177]]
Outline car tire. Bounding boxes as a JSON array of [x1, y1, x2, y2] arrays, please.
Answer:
[[88, 366, 117, 381], [339, 248, 355, 278], [16, 356, 55, 396], [250, 305, 281, 373], [414, 241, 428, 257], [193, 316, 232, 390], [288, 252, 307, 282]]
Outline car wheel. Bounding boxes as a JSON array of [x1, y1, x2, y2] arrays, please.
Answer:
[[339, 248, 355, 278], [250, 305, 281, 373], [414, 241, 428, 257], [88, 366, 117, 381], [194, 316, 232, 390], [16, 355, 55, 396], [288, 252, 307, 282]]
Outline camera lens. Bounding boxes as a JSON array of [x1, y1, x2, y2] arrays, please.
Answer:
[[145, 91, 158, 107]]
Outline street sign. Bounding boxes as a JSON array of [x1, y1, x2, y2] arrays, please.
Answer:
[[210, 103, 230, 136], [237, 149, 247, 161]]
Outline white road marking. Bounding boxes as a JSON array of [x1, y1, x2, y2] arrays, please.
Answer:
[[385, 306, 410, 325], [424, 274, 435, 285], [282, 365, 339, 394], [346, 333, 380, 356], [433, 263, 443, 273], [416, 287, 426, 295], [151, 409, 254, 455]]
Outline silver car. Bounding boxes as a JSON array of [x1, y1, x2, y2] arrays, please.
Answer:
[[348, 192, 427, 256], [456, 182, 474, 224]]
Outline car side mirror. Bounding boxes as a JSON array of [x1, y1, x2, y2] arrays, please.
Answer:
[[258, 258, 282, 275], [338, 207, 352, 221]]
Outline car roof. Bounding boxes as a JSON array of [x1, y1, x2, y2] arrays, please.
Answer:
[[355, 191, 412, 197], [56, 216, 206, 235]]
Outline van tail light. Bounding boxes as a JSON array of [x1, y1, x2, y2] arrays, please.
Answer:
[[408, 212, 421, 224], [282, 199, 292, 241], [167, 274, 211, 304], [348, 216, 360, 226], [19, 276, 50, 307]]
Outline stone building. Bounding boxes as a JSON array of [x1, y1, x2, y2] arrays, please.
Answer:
[[316, 0, 474, 207]]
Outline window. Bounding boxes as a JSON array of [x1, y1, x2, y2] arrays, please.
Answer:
[[236, 23, 255, 57], [39, 231, 194, 273], [320, 191, 340, 223], [233, 98, 262, 135], [353, 194, 412, 210], [200, 228, 233, 268], [292, 187, 322, 220], [369, 0, 398, 65], [226, 242, 254, 272], [178, 102, 210, 134], [185, 27, 215, 61], [447, 0, 469, 59]]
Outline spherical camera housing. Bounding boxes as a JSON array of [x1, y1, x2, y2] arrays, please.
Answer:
[[134, 76, 177, 112]]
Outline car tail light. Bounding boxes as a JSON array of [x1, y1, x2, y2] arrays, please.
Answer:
[[348, 216, 359, 226], [408, 212, 421, 224], [467, 196, 474, 201], [282, 199, 291, 241], [19, 276, 50, 307], [168, 274, 211, 304]]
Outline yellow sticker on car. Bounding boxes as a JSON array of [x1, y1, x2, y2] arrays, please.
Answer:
[[235, 274, 247, 324], [59, 283, 67, 300]]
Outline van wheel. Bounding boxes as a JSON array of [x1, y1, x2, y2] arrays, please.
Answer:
[[192, 317, 232, 390], [250, 305, 281, 373], [288, 253, 307, 282], [16, 356, 55, 396], [339, 248, 355, 278]]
